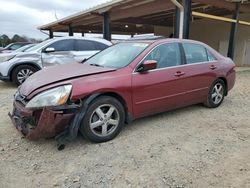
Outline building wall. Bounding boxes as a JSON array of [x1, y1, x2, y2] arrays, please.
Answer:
[[154, 13, 250, 66], [154, 26, 174, 38]]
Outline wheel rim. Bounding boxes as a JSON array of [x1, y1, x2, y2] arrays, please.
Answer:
[[211, 83, 224, 104], [17, 69, 34, 84], [89, 104, 120, 137]]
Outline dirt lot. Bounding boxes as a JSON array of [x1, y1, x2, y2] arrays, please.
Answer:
[[0, 69, 250, 188]]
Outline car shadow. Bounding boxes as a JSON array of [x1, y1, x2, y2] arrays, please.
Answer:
[[28, 104, 208, 151], [19, 102, 224, 151], [57, 104, 206, 151], [124, 104, 204, 129]]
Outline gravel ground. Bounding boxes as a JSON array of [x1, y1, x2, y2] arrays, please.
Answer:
[[0, 69, 250, 188]]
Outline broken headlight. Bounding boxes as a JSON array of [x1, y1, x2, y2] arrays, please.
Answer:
[[26, 85, 72, 108]]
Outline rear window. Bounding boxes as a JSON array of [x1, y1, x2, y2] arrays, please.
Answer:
[[75, 40, 109, 51], [95, 42, 109, 51], [75, 40, 96, 51], [183, 43, 208, 64]]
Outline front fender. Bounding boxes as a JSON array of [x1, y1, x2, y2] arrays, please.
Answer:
[[8, 62, 42, 77]]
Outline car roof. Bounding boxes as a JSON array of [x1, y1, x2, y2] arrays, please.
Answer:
[[51, 36, 112, 45], [122, 38, 208, 46]]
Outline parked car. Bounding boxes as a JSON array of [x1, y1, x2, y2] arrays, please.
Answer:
[[0, 42, 32, 53], [0, 37, 112, 85], [13, 43, 37, 53], [9, 39, 236, 149], [126, 34, 165, 41]]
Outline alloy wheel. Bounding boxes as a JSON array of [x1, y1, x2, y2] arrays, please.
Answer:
[[211, 83, 224, 104], [89, 104, 120, 137], [17, 69, 34, 84]]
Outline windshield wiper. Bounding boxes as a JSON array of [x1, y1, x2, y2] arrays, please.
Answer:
[[90, 63, 104, 67]]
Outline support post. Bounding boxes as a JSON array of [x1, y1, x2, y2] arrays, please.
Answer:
[[171, 0, 184, 39], [183, 0, 192, 39], [103, 12, 111, 41], [68, 25, 73, 36], [49, 30, 53, 39], [174, 3, 180, 38], [227, 2, 240, 60], [82, 32, 85, 37]]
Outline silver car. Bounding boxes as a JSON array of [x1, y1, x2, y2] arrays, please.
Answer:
[[0, 37, 112, 85]]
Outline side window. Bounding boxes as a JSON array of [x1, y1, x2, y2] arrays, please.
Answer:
[[144, 43, 181, 69], [75, 40, 96, 51], [94, 42, 109, 51], [48, 39, 74, 51], [183, 43, 208, 64], [207, 49, 217, 61]]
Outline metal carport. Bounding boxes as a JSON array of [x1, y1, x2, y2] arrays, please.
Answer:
[[38, 0, 250, 60]]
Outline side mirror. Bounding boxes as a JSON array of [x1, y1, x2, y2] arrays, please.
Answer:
[[43, 47, 55, 53], [137, 60, 157, 72]]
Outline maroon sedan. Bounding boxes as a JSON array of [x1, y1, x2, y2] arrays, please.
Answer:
[[9, 39, 236, 149]]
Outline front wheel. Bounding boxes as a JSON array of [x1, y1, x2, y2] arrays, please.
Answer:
[[12, 65, 38, 86], [80, 96, 125, 143], [204, 79, 226, 108]]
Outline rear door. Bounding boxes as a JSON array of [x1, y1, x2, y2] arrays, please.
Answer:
[[132, 42, 189, 118], [41, 39, 75, 67], [180, 43, 218, 103]]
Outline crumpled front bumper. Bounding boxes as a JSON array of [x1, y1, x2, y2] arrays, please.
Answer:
[[9, 101, 76, 140]]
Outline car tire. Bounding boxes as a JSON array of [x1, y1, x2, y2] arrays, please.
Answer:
[[12, 65, 38, 86], [80, 96, 125, 143], [204, 79, 226, 108]]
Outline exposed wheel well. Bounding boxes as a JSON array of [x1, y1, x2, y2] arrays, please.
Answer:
[[218, 77, 228, 96], [9, 63, 40, 81]]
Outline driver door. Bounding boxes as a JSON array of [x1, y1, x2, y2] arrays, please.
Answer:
[[41, 39, 75, 67], [132, 42, 188, 118]]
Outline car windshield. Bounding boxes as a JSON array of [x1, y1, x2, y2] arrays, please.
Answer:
[[85, 42, 149, 69], [4, 43, 13, 49], [26, 39, 53, 52]]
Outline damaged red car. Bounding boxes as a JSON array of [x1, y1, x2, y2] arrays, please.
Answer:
[[9, 39, 236, 149]]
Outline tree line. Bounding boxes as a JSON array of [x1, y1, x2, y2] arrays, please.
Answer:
[[0, 34, 42, 47]]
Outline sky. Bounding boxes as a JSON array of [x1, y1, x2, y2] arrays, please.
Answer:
[[0, 0, 108, 39]]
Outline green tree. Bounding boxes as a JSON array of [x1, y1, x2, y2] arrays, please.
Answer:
[[11, 34, 27, 43], [0, 35, 11, 47]]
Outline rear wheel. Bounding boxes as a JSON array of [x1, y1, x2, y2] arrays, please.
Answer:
[[12, 65, 38, 86], [80, 96, 125, 143], [204, 79, 226, 108]]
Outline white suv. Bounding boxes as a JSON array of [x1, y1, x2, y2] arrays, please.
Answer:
[[0, 37, 112, 85]]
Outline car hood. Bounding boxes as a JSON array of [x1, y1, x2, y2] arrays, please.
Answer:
[[15, 51, 40, 58], [20, 63, 115, 96], [0, 51, 18, 57]]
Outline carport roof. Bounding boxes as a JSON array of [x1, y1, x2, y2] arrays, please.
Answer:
[[38, 0, 250, 34]]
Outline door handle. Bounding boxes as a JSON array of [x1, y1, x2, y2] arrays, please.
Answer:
[[210, 65, 217, 70], [174, 71, 185, 77]]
